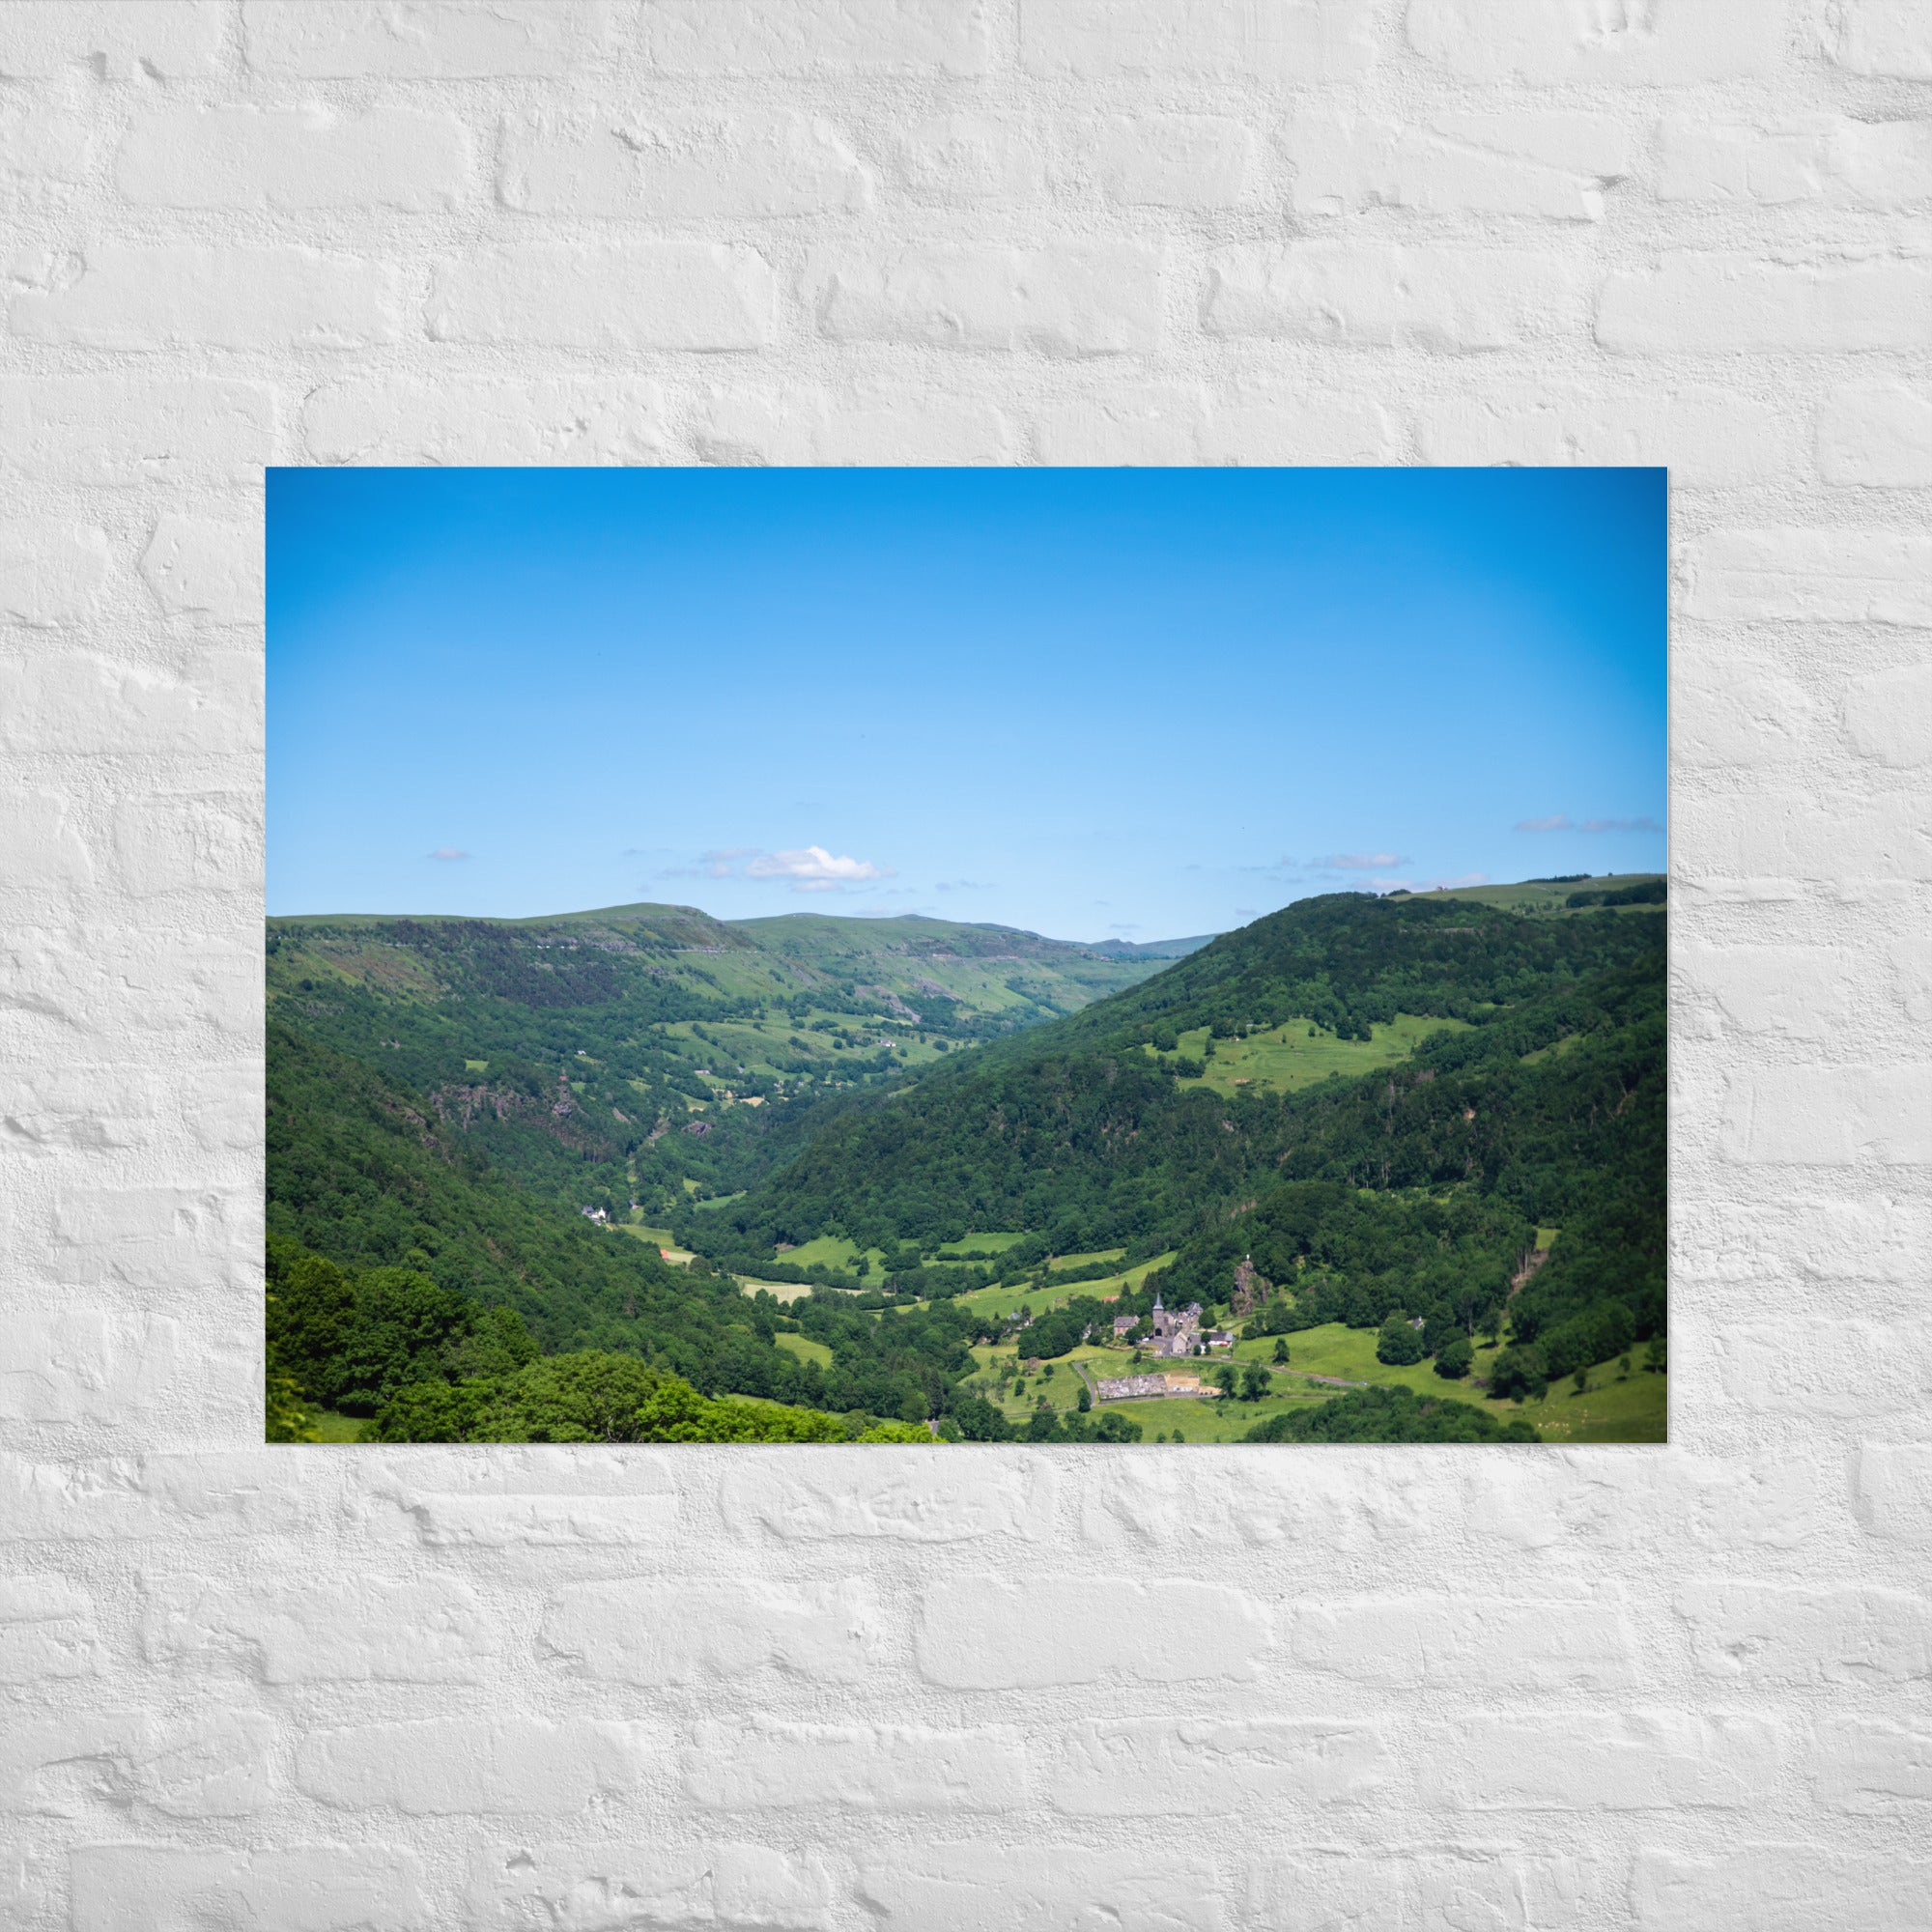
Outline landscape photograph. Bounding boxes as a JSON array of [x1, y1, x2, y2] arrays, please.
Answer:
[[266, 466, 1666, 1447]]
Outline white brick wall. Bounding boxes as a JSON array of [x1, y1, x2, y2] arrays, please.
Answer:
[[1, 2, 1926, 1924]]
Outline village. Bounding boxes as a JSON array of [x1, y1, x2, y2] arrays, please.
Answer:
[[1092, 1292, 1237, 1401]]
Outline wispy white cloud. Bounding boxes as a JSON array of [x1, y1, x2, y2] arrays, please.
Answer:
[[428, 846, 469, 862], [1514, 813, 1573, 833], [936, 879, 993, 893], [744, 844, 893, 887], [681, 844, 896, 893], [1314, 851, 1407, 871], [1580, 815, 1663, 835]]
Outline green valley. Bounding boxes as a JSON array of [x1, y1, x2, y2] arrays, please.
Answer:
[[266, 877, 1665, 1444]]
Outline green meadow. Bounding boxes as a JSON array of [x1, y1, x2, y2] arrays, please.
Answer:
[[1160, 1014, 1471, 1099]]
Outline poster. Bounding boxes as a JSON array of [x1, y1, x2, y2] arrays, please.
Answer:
[[267, 468, 1665, 1446]]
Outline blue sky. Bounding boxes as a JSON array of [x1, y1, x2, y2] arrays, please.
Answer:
[[268, 467, 1665, 941]]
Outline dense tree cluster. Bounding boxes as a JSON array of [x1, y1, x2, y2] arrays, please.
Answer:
[[1244, 1383, 1540, 1443]]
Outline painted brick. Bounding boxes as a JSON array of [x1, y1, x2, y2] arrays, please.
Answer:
[[427, 243, 772, 351], [144, 1576, 499, 1683], [242, 0, 615, 77], [1599, 256, 1932, 355], [2, 0, 1928, 1917], [139, 516, 261, 626], [502, 110, 870, 219], [304, 376, 666, 467], [1819, 382, 1932, 486], [1671, 656, 1820, 767], [1289, 1596, 1638, 1689], [1046, 1717, 1386, 1814], [1690, 943, 1863, 1039], [1683, 528, 1932, 626], [0, 1066, 162, 1151], [1199, 391, 1400, 464], [116, 106, 473, 212], [0, 98, 92, 182], [856, 1844, 1223, 1932], [0, 1308, 181, 1426], [1246, 1847, 1592, 1930], [1020, 0, 1376, 80], [1408, 0, 1784, 84], [893, 113, 1043, 205], [809, 244, 1162, 355], [111, 791, 257, 900], [1414, 384, 1784, 488], [1087, 114, 1257, 208], [1421, 1712, 1781, 1811], [0, 1, 224, 79], [1675, 1582, 1931, 1683], [683, 1719, 1025, 1811], [70, 1845, 425, 1932], [0, 377, 276, 487], [1686, 1197, 1932, 1285], [638, 0, 992, 75], [1656, 116, 1932, 209], [0, 1708, 276, 1817], [1204, 243, 1586, 352], [1682, 793, 1932, 894], [0, 790, 95, 894], [465, 1840, 837, 1931], [720, 1452, 1050, 1541], [1812, 1716, 1932, 1810], [1721, 1065, 1932, 1164], [9, 245, 402, 352], [544, 1577, 883, 1684], [1712, 1321, 1932, 1420], [1828, 0, 1932, 79], [917, 1576, 1266, 1687], [1634, 1847, 1932, 1931], [298, 1717, 653, 1815], [1857, 1442, 1932, 1543], [1034, 385, 1208, 465], [1287, 109, 1633, 220], [695, 388, 1016, 466], [372, 1447, 680, 1547], [50, 1185, 251, 1289], [1845, 663, 1932, 767], [1042, 385, 1401, 466], [0, 520, 111, 627], [0, 1575, 97, 1683]]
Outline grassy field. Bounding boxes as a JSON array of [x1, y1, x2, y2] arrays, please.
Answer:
[[1159, 1014, 1471, 1099], [935, 1231, 1028, 1259], [619, 1224, 696, 1264], [773, 1331, 835, 1368], [1229, 1323, 1666, 1442], [781, 1233, 881, 1272], [306, 1408, 367, 1443], [1386, 874, 1664, 919], [1048, 1247, 1126, 1271], [737, 1275, 816, 1304], [952, 1252, 1175, 1324]]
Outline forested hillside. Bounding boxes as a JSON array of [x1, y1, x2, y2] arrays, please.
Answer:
[[265, 903, 1162, 1442], [266, 903, 1163, 1222], [267, 881, 1664, 1442], [688, 885, 1665, 1416]]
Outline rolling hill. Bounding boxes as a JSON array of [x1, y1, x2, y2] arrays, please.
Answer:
[[266, 903, 1166, 1223], [681, 882, 1666, 1427]]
